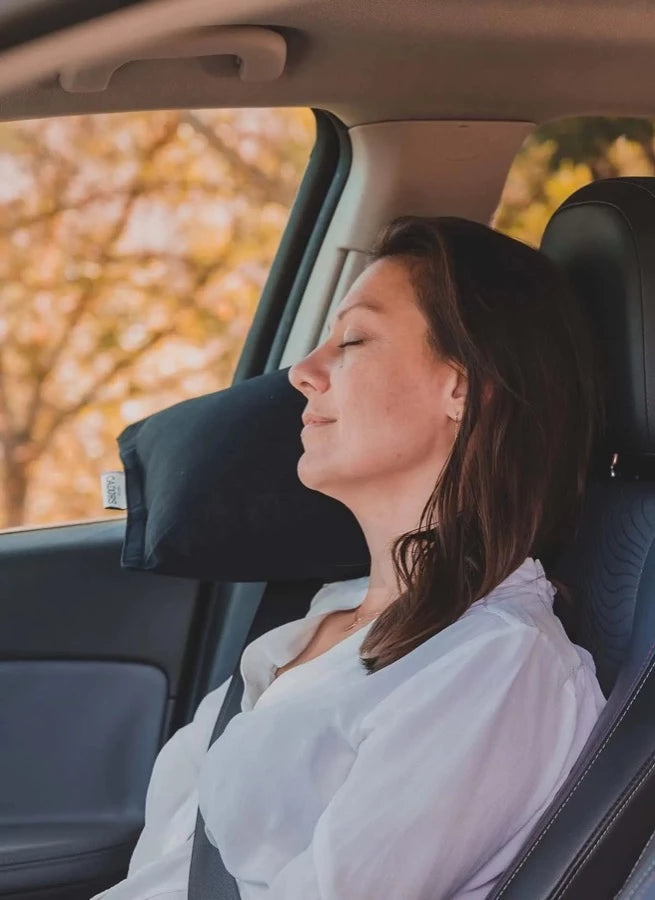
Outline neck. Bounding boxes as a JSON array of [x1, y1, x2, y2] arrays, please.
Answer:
[[325, 459, 445, 618], [349, 482, 434, 617]]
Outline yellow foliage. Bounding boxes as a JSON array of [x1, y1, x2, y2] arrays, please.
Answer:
[[543, 161, 594, 208], [495, 119, 655, 248], [606, 136, 654, 176], [0, 107, 315, 529]]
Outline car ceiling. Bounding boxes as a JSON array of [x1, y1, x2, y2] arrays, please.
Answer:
[[0, 0, 653, 127]]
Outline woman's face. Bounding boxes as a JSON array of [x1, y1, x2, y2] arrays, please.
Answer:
[[288, 257, 466, 506]]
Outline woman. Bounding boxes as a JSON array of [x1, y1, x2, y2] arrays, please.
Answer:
[[95, 216, 606, 900]]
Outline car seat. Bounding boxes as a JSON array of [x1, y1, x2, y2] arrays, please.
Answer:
[[489, 177, 655, 898], [616, 825, 655, 898]]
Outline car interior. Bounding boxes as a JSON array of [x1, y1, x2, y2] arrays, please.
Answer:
[[3, 1, 655, 899]]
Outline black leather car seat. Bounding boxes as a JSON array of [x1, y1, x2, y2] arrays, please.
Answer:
[[489, 177, 655, 899], [189, 177, 655, 899], [616, 826, 655, 898]]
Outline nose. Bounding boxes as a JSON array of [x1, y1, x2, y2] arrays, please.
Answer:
[[288, 345, 329, 397]]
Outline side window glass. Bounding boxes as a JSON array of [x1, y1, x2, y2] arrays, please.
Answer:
[[493, 117, 655, 246], [0, 109, 315, 531]]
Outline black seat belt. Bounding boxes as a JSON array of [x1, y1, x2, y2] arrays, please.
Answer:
[[188, 666, 246, 900], [188, 578, 322, 899]]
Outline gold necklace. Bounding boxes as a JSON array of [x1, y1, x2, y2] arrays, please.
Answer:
[[272, 606, 385, 680], [343, 606, 385, 632]]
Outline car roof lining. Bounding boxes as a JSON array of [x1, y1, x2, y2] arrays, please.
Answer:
[[0, 0, 653, 127]]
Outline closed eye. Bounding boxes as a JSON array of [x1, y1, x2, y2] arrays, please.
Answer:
[[337, 339, 364, 349]]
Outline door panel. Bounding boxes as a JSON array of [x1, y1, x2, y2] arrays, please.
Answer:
[[0, 521, 198, 685], [0, 520, 202, 898]]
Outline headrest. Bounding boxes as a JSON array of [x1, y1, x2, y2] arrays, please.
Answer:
[[541, 177, 655, 457], [117, 367, 369, 582]]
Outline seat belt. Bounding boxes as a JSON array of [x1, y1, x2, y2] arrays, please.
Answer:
[[188, 578, 322, 899], [188, 666, 246, 900]]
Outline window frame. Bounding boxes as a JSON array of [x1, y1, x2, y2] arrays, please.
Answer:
[[233, 107, 352, 382]]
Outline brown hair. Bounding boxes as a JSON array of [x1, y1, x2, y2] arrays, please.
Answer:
[[359, 216, 603, 674]]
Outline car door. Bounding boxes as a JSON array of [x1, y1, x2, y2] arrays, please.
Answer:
[[0, 91, 347, 898]]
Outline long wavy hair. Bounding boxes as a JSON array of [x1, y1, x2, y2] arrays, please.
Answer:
[[359, 216, 603, 675]]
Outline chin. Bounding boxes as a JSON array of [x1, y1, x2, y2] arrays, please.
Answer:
[[296, 455, 341, 499]]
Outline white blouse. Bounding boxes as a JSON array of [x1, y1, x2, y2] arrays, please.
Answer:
[[93, 557, 606, 900]]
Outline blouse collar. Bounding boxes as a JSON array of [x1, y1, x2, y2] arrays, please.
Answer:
[[479, 557, 553, 606], [239, 557, 552, 711]]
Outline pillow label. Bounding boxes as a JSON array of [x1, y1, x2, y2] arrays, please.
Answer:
[[101, 471, 127, 510]]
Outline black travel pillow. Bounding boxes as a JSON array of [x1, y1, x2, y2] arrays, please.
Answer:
[[117, 367, 369, 582]]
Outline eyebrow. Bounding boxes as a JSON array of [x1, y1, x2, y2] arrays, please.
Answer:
[[327, 299, 384, 334]]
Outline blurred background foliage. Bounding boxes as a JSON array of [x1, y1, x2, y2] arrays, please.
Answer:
[[0, 112, 653, 529], [0, 108, 315, 528], [493, 117, 655, 245]]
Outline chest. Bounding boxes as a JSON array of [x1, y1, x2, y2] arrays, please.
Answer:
[[273, 611, 356, 680], [199, 651, 375, 885]]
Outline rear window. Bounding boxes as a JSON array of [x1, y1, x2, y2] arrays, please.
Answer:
[[493, 116, 655, 246]]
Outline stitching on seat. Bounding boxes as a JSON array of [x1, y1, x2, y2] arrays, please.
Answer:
[[623, 838, 655, 900], [632, 866, 655, 900], [553, 753, 655, 898], [494, 650, 655, 897], [622, 853, 655, 900], [634, 869, 655, 900], [617, 827, 655, 898]]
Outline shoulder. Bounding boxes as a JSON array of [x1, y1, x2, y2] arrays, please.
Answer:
[[463, 578, 594, 685], [368, 579, 592, 715], [355, 600, 600, 746]]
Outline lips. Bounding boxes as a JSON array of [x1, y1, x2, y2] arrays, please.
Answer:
[[301, 413, 336, 427]]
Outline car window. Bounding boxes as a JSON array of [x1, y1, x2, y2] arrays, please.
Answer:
[[0, 108, 315, 531], [493, 116, 655, 246]]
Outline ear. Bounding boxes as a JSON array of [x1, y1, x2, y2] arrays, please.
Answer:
[[446, 362, 468, 421]]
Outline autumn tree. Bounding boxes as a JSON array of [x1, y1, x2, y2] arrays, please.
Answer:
[[494, 116, 655, 247], [0, 108, 315, 528]]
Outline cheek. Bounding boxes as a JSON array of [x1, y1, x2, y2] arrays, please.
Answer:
[[346, 385, 427, 456], [343, 372, 403, 436], [364, 373, 447, 454], [335, 355, 446, 451]]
